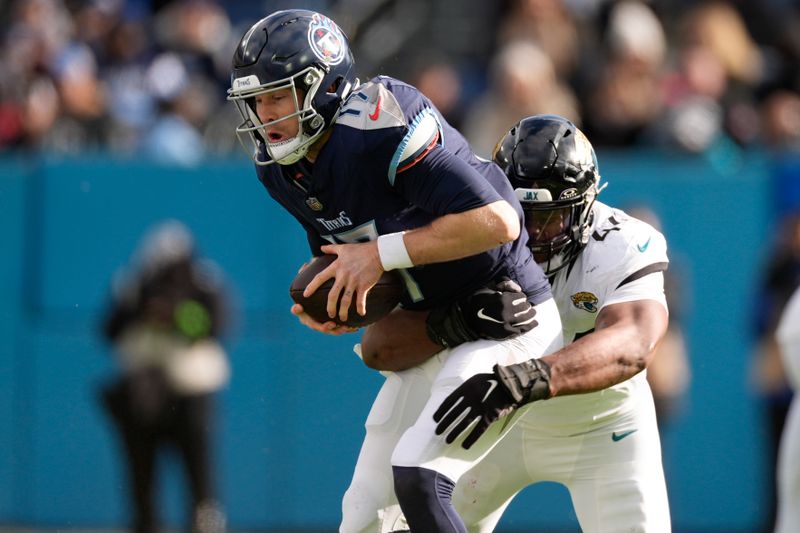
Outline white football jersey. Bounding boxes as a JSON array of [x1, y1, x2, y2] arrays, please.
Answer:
[[777, 286, 800, 390], [526, 201, 669, 430]]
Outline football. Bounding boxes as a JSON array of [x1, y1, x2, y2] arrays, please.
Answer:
[[289, 254, 404, 327]]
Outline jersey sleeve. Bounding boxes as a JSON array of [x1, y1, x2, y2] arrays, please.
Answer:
[[601, 217, 670, 310], [384, 83, 503, 215], [393, 143, 504, 215], [337, 77, 504, 216]]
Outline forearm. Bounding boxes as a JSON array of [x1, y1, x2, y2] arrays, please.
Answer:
[[402, 201, 520, 265], [542, 323, 658, 397], [361, 309, 442, 371]]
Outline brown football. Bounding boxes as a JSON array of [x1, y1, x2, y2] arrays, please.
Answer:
[[289, 254, 404, 327]]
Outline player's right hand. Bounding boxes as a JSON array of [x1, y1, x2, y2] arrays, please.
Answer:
[[291, 303, 358, 336], [426, 277, 538, 348], [433, 358, 552, 449]]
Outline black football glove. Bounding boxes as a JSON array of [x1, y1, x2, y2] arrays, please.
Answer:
[[433, 358, 552, 449], [425, 278, 538, 348]]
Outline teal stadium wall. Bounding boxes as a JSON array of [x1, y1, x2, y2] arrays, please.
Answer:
[[0, 152, 775, 531]]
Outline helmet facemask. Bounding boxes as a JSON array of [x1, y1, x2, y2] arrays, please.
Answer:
[[517, 183, 599, 276], [229, 66, 330, 166]]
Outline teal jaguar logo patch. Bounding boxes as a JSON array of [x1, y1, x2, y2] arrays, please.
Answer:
[[571, 292, 599, 313]]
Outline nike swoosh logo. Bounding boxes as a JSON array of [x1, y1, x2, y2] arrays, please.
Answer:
[[637, 237, 651, 253], [369, 95, 382, 120], [611, 429, 638, 442], [477, 308, 504, 324], [482, 379, 499, 402]]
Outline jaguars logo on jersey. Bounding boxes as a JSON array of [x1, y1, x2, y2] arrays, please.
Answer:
[[571, 291, 599, 313]]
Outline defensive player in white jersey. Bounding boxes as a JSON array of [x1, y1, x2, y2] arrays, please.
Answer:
[[775, 285, 800, 533], [364, 115, 673, 532]]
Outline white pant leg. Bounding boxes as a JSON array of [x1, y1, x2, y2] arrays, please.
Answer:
[[452, 412, 534, 533], [340, 355, 444, 533], [391, 298, 563, 482], [566, 386, 670, 533], [453, 378, 670, 533], [776, 397, 800, 533]]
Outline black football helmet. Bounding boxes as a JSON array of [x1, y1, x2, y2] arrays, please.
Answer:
[[228, 10, 357, 165], [494, 115, 606, 275]]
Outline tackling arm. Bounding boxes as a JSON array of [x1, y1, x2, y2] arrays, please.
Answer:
[[542, 298, 669, 397], [361, 308, 442, 371], [361, 279, 539, 371], [433, 297, 669, 448]]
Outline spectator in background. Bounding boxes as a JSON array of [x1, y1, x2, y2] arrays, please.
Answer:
[[409, 59, 465, 131], [761, 90, 800, 221], [750, 213, 800, 533], [100, 220, 231, 533], [495, 0, 581, 81], [652, 0, 763, 153], [463, 39, 579, 157], [581, 0, 667, 147], [141, 52, 212, 166]]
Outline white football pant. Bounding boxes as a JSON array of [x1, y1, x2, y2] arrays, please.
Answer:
[[339, 298, 563, 533]]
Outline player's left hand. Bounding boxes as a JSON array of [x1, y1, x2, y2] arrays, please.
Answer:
[[291, 303, 359, 335], [433, 358, 552, 449], [304, 242, 383, 323]]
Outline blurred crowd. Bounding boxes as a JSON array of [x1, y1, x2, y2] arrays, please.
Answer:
[[1, 0, 799, 164]]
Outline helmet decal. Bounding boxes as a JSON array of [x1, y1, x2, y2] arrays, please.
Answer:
[[559, 188, 579, 200], [308, 14, 346, 65], [231, 75, 260, 91], [516, 188, 553, 203]]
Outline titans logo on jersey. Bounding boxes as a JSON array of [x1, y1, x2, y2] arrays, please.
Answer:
[[255, 76, 551, 310]]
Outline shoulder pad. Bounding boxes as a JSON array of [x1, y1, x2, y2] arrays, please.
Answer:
[[582, 204, 669, 285], [388, 108, 442, 185], [337, 81, 405, 131]]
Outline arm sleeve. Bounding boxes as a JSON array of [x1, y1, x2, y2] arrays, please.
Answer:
[[393, 144, 503, 216], [604, 269, 668, 312]]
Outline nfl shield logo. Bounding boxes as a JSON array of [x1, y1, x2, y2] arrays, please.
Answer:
[[308, 14, 345, 65], [306, 196, 324, 211]]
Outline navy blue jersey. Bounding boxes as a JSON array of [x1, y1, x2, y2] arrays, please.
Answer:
[[256, 76, 550, 310]]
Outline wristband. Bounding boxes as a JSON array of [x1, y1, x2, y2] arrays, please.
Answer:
[[377, 232, 413, 271]]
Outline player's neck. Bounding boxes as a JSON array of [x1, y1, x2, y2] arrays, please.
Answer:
[[305, 129, 332, 163]]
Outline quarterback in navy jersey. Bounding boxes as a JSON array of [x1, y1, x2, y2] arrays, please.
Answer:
[[228, 9, 562, 533], [253, 75, 550, 310]]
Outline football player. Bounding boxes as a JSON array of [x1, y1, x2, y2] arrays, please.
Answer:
[[775, 285, 800, 533], [365, 115, 673, 532], [227, 11, 563, 533]]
